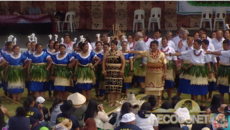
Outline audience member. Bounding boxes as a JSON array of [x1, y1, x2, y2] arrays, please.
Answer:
[[0, 97, 10, 129], [80, 118, 97, 130], [35, 96, 50, 122], [115, 112, 141, 130], [115, 102, 132, 127], [49, 97, 63, 128], [210, 94, 222, 113], [148, 95, 157, 110], [29, 1, 42, 15], [172, 95, 181, 108], [53, 118, 72, 130]]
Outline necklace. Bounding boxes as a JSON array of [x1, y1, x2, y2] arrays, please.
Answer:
[[150, 50, 160, 58], [161, 47, 169, 53], [110, 49, 117, 55], [193, 50, 202, 57]]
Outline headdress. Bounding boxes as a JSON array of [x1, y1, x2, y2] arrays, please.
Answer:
[[48, 34, 52, 40], [107, 37, 111, 43], [74, 38, 77, 43], [54, 34, 58, 42], [28, 33, 37, 43], [6, 35, 17, 45], [80, 35, 86, 43], [60, 38, 64, 44], [96, 33, 100, 41]]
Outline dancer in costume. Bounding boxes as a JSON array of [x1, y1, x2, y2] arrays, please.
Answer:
[[91, 33, 100, 50], [177, 35, 194, 96], [93, 41, 104, 99], [201, 39, 217, 101], [103, 40, 125, 107], [133, 32, 147, 94], [127, 40, 167, 106], [27, 44, 52, 98], [169, 39, 212, 106], [73, 42, 101, 101], [161, 37, 178, 99], [206, 39, 230, 103], [51, 44, 75, 100], [121, 41, 133, 99], [127, 35, 135, 51], [5, 45, 28, 103]]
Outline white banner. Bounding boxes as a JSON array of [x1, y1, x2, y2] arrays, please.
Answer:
[[177, 1, 230, 15]]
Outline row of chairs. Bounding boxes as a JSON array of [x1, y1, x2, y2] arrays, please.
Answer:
[[55, 11, 76, 32], [200, 8, 227, 31]]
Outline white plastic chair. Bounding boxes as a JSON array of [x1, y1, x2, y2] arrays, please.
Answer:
[[200, 8, 213, 31], [148, 7, 161, 32], [133, 9, 145, 32], [54, 12, 62, 32], [62, 11, 75, 32], [213, 8, 226, 30]]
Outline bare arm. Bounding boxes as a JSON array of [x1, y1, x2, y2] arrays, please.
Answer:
[[2, 107, 10, 118], [39, 108, 44, 121], [4, 63, 9, 77], [127, 50, 141, 54], [74, 60, 79, 76], [174, 60, 178, 70], [129, 58, 133, 71], [27, 60, 32, 76], [93, 56, 101, 67], [120, 52, 125, 72], [0, 59, 6, 67], [51, 64, 55, 76], [46, 57, 52, 70], [68, 59, 75, 68], [153, 126, 158, 130], [214, 63, 218, 72], [102, 53, 107, 72], [170, 52, 182, 56], [23, 60, 29, 69], [206, 51, 221, 55]]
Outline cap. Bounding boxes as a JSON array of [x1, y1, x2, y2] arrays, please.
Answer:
[[120, 112, 135, 123], [36, 96, 45, 104]]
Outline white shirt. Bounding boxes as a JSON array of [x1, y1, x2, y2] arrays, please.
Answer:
[[219, 50, 230, 65], [181, 45, 193, 60], [155, 37, 162, 49], [144, 37, 153, 50], [63, 41, 75, 53], [206, 49, 217, 63], [161, 46, 177, 61], [208, 42, 215, 51], [128, 42, 135, 50], [91, 42, 96, 50], [212, 38, 225, 51], [168, 40, 176, 51], [172, 35, 181, 47], [176, 39, 187, 52], [135, 113, 158, 130], [181, 49, 211, 64], [117, 42, 130, 51]]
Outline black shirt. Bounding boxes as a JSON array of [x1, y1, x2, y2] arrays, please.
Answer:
[[114, 124, 142, 130], [26, 107, 42, 128]]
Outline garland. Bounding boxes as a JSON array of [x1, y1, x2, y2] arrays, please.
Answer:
[[30, 64, 49, 81], [193, 50, 202, 57], [161, 47, 169, 53], [190, 65, 208, 77], [150, 50, 160, 59], [6, 66, 25, 82], [187, 1, 230, 7], [75, 65, 93, 80], [54, 66, 72, 79]]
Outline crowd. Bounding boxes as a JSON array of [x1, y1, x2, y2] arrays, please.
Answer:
[[0, 26, 229, 130]]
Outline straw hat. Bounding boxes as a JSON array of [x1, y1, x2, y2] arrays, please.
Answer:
[[67, 92, 86, 106], [53, 118, 72, 130], [218, 104, 228, 113], [118, 92, 145, 107]]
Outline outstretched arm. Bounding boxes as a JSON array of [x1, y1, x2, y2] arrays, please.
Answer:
[[206, 51, 221, 55], [127, 50, 141, 54]]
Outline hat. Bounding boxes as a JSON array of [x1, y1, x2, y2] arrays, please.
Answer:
[[54, 34, 58, 42], [218, 104, 228, 113], [174, 107, 191, 123], [201, 127, 210, 130], [118, 92, 145, 107], [36, 96, 45, 104], [96, 33, 100, 41], [28, 33, 37, 43], [224, 105, 230, 114], [67, 92, 86, 106], [120, 112, 136, 123], [6, 35, 17, 45], [60, 100, 76, 115], [54, 118, 72, 130]]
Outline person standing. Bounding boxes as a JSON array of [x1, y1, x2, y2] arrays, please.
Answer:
[[127, 40, 167, 106], [132, 32, 147, 94], [212, 30, 225, 51], [141, 30, 153, 49], [102, 40, 125, 106], [29, 1, 42, 15], [153, 29, 162, 49], [127, 35, 135, 51], [63, 34, 75, 53]]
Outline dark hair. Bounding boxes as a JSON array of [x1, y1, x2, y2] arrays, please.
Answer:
[[121, 41, 127, 46], [53, 41, 60, 49], [142, 30, 148, 36], [154, 29, 162, 34], [119, 102, 132, 119], [194, 39, 201, 45], [212, 31, 217, 33], [83, 34, 91, 43], [84, 99, 99, 122], [80, 42, 88, 50], [23, 96, 35, 112], [161, 102, 172, 109], [16, 106, 27, 116], [223, 39, 230, 45], [64, 33, 71, 39], [59, 44, 66, 49], [148, 95, 156, 108], [73, 43, 78, 48], [50, 97, 63, 113], [199, 28, 207, 33], [210, 94, 222, 113], [127, 35, 133, 38], [193, 32, 199, 36], [31, 41, 36, 45], [12, 45, 19, 50], [5, 41, 13, 47], [78, 42, 83, 50], [103, 43, 110, 47], [48, 40, 55, 48], [95, 41, 102, 46], [187, 34, 194, 38], [150, 40, 159, 47], [172, 95, 181, 108], [202, 39, 209, 46], [26, 41, 30, 46], [111, 40, 118, 46], [162, 36, 168, 41], [140, 102, 152, 111], [35, 43, 42, 50]]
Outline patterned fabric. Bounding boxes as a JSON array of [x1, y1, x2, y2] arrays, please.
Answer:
[[105, 50, 123, 93]]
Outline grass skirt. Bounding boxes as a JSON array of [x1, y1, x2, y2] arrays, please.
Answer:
[[217, 65, 230, 86], [76, 65, 95, 90], [6, 66, 25, 94], [124, 62, 133, 83], [133, 58, 146, 77], [30, 64, 49, 82]]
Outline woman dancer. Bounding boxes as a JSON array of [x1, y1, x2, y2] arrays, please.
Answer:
[[73, 42, 101, 101], [5, 45, 28, 103], [121, 41, 133, 99], [51, 44, 75, 100], [103, 40, 125, 106], [27, 44, 52, 98]]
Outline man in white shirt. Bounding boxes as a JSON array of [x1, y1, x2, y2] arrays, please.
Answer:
[[172, 27, 185, 47], [212, 30, 225, 51], [176, 30, 189, 52], [153, 29, 162, 49], [141, 30, 153, 50], [91, 34, 99, 50], [201, 33, 215, 51], [166, 30, 176, 50], [199, 28, 212, 43]]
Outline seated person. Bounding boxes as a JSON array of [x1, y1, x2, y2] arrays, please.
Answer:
[[115, 112, 141, 130], [29, 1, 41, 15]]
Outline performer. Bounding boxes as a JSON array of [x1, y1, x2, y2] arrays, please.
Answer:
[[121, 41, 133, 99], [126, 40, 167, 106], [161, 37, 178, 99], [206, 39, 230, 103], [73, 43, 80, 53], [201, 39, 217, 101], [141, 30, 153, 49], [51, 44, 75, 100], [73, 42, 101, 101], [93, 41, 104, 99], [5, 45, 27, 103], [127, 35, 135, 50], [133, 32, 147, 94], [153, 29, 162, 49], [169, 39, 212, 106], [62, 34, 75, 53], [53, 41, 60, 54], [27, 44, 52, 98], [102, 40, 125, 106]]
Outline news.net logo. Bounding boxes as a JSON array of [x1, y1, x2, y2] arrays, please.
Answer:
[[152, 114, 212, 124]]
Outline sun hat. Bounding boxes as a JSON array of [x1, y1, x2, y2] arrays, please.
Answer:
[[118, 92, 144, 107], [218, 104, 228, 113], [67, 92, 86, 106], [36, 96, 45, 104], [60, 100, 76, 115], [120, 112, 136, 123]]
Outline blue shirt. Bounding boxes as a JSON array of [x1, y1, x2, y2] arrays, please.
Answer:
[[26, 107, 42, 128], [56, 113, 80, 130], [9, 116, 30, 130], [29, 6, 41, 15]]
